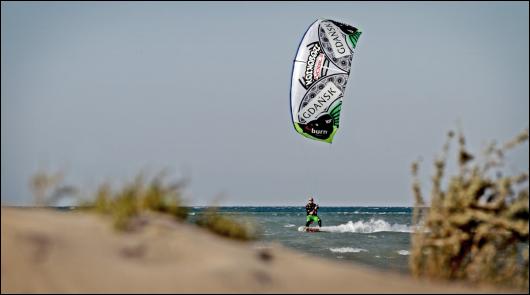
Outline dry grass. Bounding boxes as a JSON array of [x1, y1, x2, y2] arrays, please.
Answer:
[[29, 171, 258, 240], [29, 171, 77, 207], [196, 207, 259, 241], [85, 173, 189, 231], [29, 171, 188, 231], [410, 128, 529, 290]]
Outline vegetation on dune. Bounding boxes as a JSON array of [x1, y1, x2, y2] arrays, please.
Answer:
[[29, 171, 78, 207], [30, 171, 188, 231], [410, 128, 529, 290], [85, 173, 189, 231], [196, 207, 260, 241], [29, 171, 258, 240]]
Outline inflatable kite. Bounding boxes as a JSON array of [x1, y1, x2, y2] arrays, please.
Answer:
[[290, 19, 362, 143]]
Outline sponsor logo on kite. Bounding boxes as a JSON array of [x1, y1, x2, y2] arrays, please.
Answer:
[[301, 114, 334, 140], [299, 82, 342, 122], [322, 22, 351, 58], [301, 43, 324, 87]]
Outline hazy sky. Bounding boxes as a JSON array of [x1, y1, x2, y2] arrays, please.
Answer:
[[2, 1, 528, 206]]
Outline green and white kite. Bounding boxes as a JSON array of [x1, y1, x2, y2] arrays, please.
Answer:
[[290, 19, 362, 143]]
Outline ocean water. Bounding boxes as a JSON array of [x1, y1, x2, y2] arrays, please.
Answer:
[[186, 207, 414, 273]]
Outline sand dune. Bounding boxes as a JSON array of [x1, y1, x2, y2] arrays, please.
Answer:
[[0, 207, 514, 293]]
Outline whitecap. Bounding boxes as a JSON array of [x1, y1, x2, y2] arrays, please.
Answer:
[[318, 219, 412, 233], [329, 247, 368, 253], [397, 250, 410, 256], [283, 224, 296, 228]]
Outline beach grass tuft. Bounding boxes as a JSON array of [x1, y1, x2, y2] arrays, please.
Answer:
[[29, 171, 259, 241], [87, 173, 189, 231], [30, 171, 188, 231], [410, 128, 529, 290], [196, 207, 259, 241]]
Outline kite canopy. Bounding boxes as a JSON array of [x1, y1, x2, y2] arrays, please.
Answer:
[[290, 19, 362, 143]]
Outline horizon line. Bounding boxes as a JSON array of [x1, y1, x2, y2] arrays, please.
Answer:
[[1, 205, 425, 208]]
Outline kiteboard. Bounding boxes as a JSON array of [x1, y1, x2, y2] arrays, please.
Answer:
[[304, 227, 321, 233]]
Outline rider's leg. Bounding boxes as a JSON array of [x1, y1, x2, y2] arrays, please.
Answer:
[[315, 215, 322, 227]]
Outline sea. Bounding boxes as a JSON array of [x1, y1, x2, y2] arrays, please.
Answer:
[[186, 206, 414, 273]]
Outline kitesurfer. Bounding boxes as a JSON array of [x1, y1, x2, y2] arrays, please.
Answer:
[[305, 197, 322, 227]]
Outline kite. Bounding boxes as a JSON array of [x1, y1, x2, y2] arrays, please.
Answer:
[[290, 19, 362, 143]]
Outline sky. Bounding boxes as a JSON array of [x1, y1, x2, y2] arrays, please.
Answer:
[[1, 1, 528, 206]]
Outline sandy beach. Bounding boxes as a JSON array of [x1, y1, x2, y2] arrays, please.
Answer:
[[0, 207, 517, 294]]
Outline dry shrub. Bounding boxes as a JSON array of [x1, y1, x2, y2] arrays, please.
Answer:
[[410, 128, 529, 290]]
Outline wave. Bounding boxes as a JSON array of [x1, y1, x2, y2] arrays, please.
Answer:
[[318, 219, 412, 233], [283, 224, 296, 228], [397, 250, 410, 255], [344, 211, 411, 215], [329, 247, 368, 253]]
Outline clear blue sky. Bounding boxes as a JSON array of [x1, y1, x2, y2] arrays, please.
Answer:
[[2, 1, 528, 206]]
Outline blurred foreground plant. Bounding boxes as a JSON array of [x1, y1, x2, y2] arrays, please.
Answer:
[[196, 207, 260, 241], [29, 171, 78, 206], [30, 171, 188, 231], [410, 128, 529, 290], [85, 172, 188, 230], [29, 170, 260, 241]]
